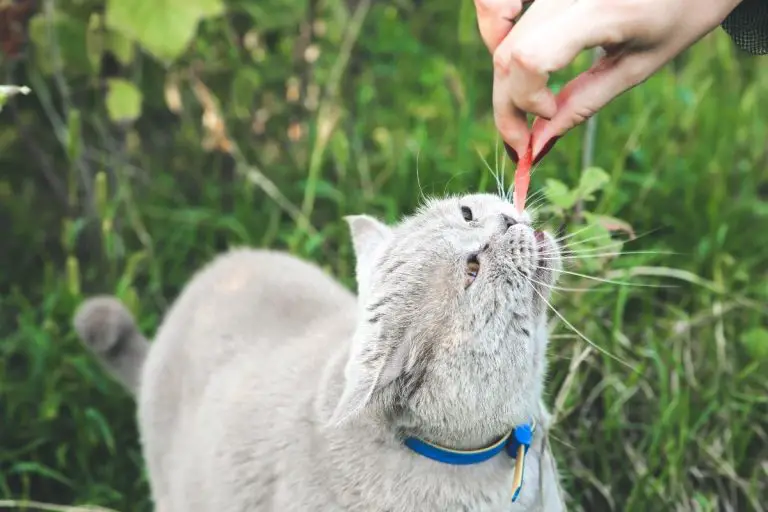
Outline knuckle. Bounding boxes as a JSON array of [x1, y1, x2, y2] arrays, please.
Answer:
[[492, 47, 510, 73], [507, 43, 540, 74], [516, 90, 548, 116], [571, 106, 598, 125], [493, 41, 536, 74]]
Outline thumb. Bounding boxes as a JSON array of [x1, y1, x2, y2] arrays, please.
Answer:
[[532, 52, 655, 158]]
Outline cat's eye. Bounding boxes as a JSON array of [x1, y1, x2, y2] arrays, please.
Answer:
[[461, 206, 473, 222], [465, 255, 480, 287]]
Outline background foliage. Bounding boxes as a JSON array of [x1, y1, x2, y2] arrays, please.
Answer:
[[1, 0, 767, 510]]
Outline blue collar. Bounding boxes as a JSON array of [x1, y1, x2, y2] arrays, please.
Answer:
[[404, 422, 535, 503]]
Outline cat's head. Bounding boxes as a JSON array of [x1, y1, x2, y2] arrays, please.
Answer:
[[332, 193, 561, 448]]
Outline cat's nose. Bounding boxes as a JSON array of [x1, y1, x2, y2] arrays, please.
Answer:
[[501, 214, 517, 229]]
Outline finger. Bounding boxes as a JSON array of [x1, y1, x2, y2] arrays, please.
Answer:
[[490, 0, 599, 121], [495, 2, 617, 77], [493, 61, 558, 120], [492, 0, 633, 133], [510, 0, 577, 30], [493, 68, 531, 158], [531, 52, 655, 158], [531, 135, 560, 166], [474, 0, 525, 54]]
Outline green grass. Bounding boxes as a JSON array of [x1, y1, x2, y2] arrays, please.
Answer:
[[1, 1, 767, 510]]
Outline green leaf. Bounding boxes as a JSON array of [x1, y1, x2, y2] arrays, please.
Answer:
[[577, 166, 611, 200], [10, 461, 74, 488], [28, 12, 93, 76], [568, 220, 612, 250], [233, 0, 306, 31], [740, 328, 768, 361], [105, 0, 224, 62], [544, 178, 577, 209], [582, 212, 636, 238], [106, 79, 143, 123], [85, 407, 117, 454]]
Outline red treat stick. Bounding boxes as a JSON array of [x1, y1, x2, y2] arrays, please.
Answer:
[[513, 140, 533, 214]]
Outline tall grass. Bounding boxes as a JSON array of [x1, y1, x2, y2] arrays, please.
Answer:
[[1, 1, 766, 510]]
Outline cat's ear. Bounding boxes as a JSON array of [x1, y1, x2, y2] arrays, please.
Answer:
[[345, 215, 391, 294], [345, 214, 391, 262], [330, 215, 399, 425], [329, 333, 411, 427]]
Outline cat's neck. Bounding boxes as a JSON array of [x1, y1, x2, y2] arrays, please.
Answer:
[[315, 341, 541, 453], [394, 389, 540, 450], [397, 417, 520, 452], [310, 332, 554, 510]]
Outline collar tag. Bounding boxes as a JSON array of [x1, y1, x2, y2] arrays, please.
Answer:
[[507, 423, 534, 503]]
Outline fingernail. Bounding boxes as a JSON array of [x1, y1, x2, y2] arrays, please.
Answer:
[[533, 136, 560, 165], [503, 142, 518, 163]]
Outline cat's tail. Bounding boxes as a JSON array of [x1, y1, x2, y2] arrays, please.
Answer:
[[73, 296, 149, 396]]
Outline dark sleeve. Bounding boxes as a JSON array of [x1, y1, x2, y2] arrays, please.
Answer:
[[721, 0, 768, 55]]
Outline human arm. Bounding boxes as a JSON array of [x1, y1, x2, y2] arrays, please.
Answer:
[[474, 0, 763, 163]]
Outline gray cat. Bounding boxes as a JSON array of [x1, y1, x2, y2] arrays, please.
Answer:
[[74, 193, 567, 511]]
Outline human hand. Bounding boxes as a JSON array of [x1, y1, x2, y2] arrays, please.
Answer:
[[475, 0, 745, 163]]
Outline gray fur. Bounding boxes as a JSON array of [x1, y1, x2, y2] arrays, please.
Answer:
[[74, 193, 567, 511]]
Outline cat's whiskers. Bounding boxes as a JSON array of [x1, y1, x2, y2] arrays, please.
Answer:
[[490, 166, 504, 201], [523, 278, 633, 368], [442, 172, 473, 198], [526, 189, 547, 204], [538, 242, 625, 257], [507, 176, 550, 206], [521, 273, 607, 293], [475, 147, 508, 201], [538, 246, 631, 259], [556, 225, 664, 249], [500, 143, 510, 202], [562, 245, 674, 256], [553, 223, 601, 243], [493, 139, 515, 203], [532, 266, 675, 289], [523, 192, 549, 213], [538, 250, 678, 261], [499, 162, 508, 200], [539, 229, 659, 259], [529, 159, 544, 177], [539, 232, 679, 259], [559, 237, 627, 254], [415, 148, 427, 205]]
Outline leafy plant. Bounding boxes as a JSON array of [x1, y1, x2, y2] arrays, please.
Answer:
[[1, 0, 766, 511]]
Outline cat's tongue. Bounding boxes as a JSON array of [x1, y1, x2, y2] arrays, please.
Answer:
[[513, 140, 533, 215]]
